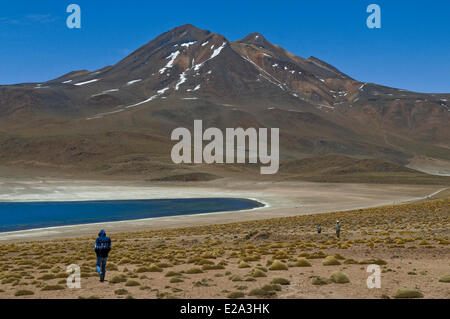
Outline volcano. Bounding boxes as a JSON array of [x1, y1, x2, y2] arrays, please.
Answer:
[[0, 24, 449, 179]]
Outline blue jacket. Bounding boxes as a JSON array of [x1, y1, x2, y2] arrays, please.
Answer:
[[95, 229, 112, 257]]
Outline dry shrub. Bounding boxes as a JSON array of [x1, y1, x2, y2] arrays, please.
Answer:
[[14, 290, 34, 296], [186, 267, 203, 274], [125, 280, 140, 287], [227, 291, 245, 299], [268, 260, 288, 271], [271, 278, 290, 285], [322, 256, 341, 266], [311, 276, 329, 285], [238, 261, 250, 268], [109, 274, 127, 284], [41, 285, 64, 291], [293, 258, 312, 267], [330, 271, 350, 284], [393, 288, 424, 299]]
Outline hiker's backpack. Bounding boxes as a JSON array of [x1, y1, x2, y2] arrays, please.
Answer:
[[96, 238, 111, 252]]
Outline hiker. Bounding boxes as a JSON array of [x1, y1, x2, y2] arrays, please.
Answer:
[[95, 229, 112, 282], [317, 224, 322, 234], [336, 221, 341, 238]]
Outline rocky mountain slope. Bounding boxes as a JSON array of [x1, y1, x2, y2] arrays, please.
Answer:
[[0, 24, 448, 179]]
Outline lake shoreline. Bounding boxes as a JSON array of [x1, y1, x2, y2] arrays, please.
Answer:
[[0, 197, 267, 233], [0, 177, 444, 242]]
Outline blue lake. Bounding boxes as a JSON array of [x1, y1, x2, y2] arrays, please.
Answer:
[[0, 198, 264, 232]]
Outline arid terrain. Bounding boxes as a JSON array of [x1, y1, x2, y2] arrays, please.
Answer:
[[0, 24, 448, 300], [0, 185, 448, 299]]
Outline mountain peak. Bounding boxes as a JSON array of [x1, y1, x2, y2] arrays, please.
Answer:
[[170, 24, 206, 33], [239, 32, 267, 45], [160, 24, 212, 41]]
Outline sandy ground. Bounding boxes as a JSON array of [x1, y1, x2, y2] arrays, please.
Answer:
[[407, 156, 450, 176], [0, 177, 445, 242], [0, 198, 448, 299]]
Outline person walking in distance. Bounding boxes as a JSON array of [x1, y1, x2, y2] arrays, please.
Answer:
[[95, 229, 112, 282], [317, 224, 322, 234], [336, 221, 341, 238]]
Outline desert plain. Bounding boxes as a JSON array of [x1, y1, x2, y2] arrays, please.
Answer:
[[0, 178, 448, 299]]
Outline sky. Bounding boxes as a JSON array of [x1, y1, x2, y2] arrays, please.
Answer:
[[0, 0, 449, 93]]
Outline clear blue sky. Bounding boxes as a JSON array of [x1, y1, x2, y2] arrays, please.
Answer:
[[1, 0, 449, 93]]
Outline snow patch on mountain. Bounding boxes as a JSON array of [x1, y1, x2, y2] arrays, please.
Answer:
[[75, 79, 100, 86], [175, 72, 187, 90], [242, 55, 286, 91], [157, 87, 170, 94], [127, 79, 142, 86], [180, 41, 197, 48], [210, 42, 227, 59], [193, 42, 227, 71], [159, 51, 180, 74], [92, 89, 119, 97]]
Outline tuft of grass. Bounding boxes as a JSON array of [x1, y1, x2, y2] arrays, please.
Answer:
[[165, 271, 181, 277], [114, 289, 129, 296], [227, 291, 245, 299], [251, 269, 267, 278], [334, 254, 345, 260], [359, 258, 387, 265], [38, 274, 56, 281], [293, 258, 312, 267], [109, 274, 127, 284], [170, 277, 184, 283], [135, 266, 151, 273], [238, 261, 250, 268], [271, 278, 290, 285], [248, 288, 276, 297], [125, 280, 140, 287], [262, 284, 282, 292], [14, 290, 34, 296], [186, 267, 204, 274], [202, 264, 225, 270], [393, 288, 424, 299], [330, 271, 350, 284], [322, 256, 341, 266], [148, 264, 163, 272], [140, 286, 152, 290], [108, 264, 119, 271], [438, 275, 450, 283], [268, 260, 288, 271], [229, 275, 243, 282], [311, 276, 330, 285], [234, 285, 248, 291], [41, 285, 64, 291]]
